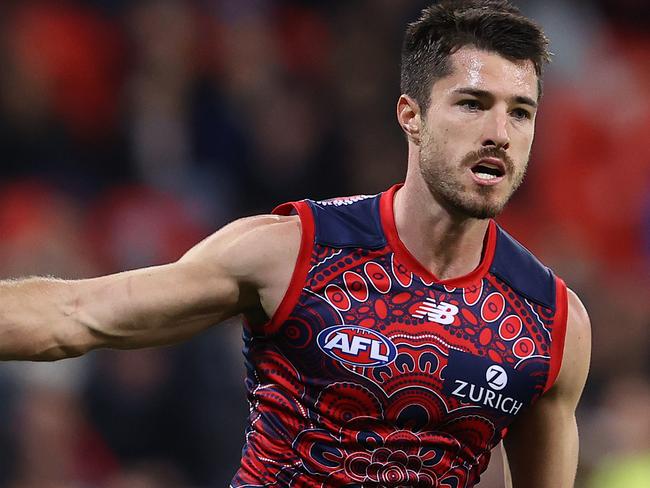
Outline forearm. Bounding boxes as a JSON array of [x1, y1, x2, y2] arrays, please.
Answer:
[[0, 266, 239, 360], [0, 277, 92, 361]]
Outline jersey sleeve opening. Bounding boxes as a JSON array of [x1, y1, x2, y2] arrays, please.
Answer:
[[261, 200, 315, 335], [543, 277, 568, 393]]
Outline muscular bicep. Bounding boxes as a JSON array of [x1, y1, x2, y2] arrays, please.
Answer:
[[75, 214, 301, 350], [503, 388, 579, 488], [503, 288, 591, 488], [68, 259, 244, 350]]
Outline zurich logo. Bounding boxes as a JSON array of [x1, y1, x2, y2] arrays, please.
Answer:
[[485, 364, 508, 391], [317, 325, 397, 367]]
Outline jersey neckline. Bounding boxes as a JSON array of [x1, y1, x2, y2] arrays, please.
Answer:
[[379, 183, 497, 288]]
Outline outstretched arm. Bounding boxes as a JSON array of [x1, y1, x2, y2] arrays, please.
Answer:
[[0, 214, 300, 361], [503, 288, 591, 488]]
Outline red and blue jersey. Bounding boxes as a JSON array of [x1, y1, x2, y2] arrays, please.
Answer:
[[231, 185, 568, 488]]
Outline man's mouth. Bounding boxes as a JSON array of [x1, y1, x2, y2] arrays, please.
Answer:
[[470, 157, 506, 184]]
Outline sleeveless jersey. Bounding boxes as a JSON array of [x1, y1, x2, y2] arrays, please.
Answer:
[[231, 185, 568, 488]]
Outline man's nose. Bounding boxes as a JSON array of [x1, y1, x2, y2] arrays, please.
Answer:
[[482, 110, 510, 150]]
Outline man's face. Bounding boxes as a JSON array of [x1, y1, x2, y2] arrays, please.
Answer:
[[417, 46, 539, 219]]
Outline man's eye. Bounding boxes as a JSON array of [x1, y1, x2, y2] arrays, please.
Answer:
[[511, 108, 532, 120], [459, 100, 481, 111]]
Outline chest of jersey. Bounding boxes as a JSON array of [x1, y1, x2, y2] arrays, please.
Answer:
[[271, 245, 551, 433]]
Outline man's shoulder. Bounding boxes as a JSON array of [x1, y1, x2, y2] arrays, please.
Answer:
[[235, 214, 303, 262], [492, 225, 550, 270], [275, 193, 386, 250], [490, 224, 557, 310], [180, 214, 302, 278]]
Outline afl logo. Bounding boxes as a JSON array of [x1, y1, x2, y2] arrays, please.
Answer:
[[485, 364, 508, 391], [317, 325, 397, 367]]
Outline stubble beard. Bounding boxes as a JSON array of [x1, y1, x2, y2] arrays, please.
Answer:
[[418, 138, 528, 220]]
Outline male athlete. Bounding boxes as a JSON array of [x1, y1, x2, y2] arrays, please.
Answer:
[[0, 1, 590, 487]]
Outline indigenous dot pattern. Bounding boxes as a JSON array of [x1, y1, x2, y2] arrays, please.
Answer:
[[233, 223, 559, 488]]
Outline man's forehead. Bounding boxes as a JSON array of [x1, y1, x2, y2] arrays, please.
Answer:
[[437, 46, 538, 99]]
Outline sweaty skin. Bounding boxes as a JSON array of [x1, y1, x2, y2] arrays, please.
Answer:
[[0, 47, 590, 488], [466, 52, 484, 86]]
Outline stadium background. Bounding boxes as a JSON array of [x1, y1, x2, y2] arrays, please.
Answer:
[[0, 0, 648, 486]]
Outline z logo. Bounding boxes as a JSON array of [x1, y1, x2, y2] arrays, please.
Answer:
[[485, 364, 508, 390]]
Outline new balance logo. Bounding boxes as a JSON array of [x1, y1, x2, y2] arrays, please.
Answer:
[[411, 298, 459, 325]]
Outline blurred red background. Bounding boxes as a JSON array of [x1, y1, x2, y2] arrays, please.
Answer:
[[0, 1, 647, 487]]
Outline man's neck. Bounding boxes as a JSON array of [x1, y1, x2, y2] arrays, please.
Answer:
[[393, 175, 491, 281]]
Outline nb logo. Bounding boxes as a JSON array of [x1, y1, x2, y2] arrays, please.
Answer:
[[411, 298, 459, 325], [485, 365, 508, 391]]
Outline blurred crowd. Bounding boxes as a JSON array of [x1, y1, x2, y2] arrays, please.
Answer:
[[0, 0, 647, 487]]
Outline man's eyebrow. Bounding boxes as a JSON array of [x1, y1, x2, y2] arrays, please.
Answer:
[[453, 88, 538, 109], [513, 95, 538, 109]]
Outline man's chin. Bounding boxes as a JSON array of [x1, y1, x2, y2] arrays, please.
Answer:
[[448, 197, 506, 220], [463, 206, 502, 220], [425, 176, 512, 220]]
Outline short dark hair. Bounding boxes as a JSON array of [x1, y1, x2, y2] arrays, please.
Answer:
[[400, 0, 551, 112]]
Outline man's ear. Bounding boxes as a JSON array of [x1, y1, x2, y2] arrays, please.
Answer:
[[396, 94, 422, 144]]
